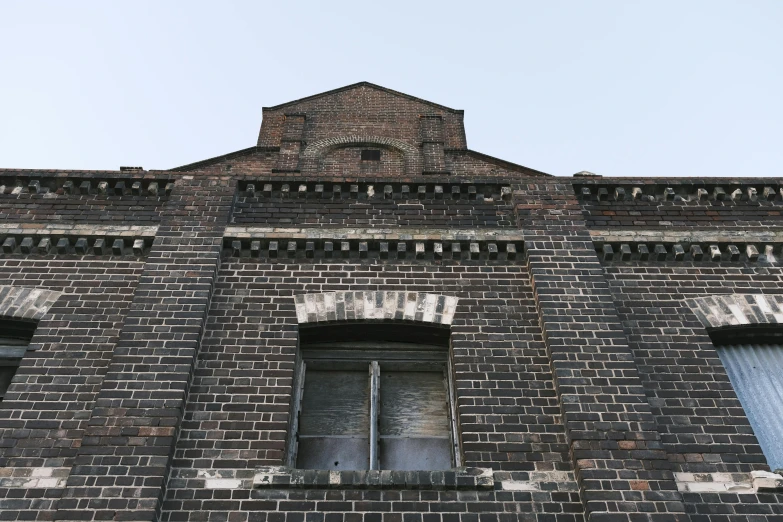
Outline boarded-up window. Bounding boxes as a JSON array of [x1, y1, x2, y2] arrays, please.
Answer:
[[291, 338, 458, 470], [716, 343, 783, 471], [297, 370, 371, 470], [379, 371, 452, 470]]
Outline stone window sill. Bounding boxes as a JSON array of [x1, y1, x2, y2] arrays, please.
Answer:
[[253, 466, 494, 490]]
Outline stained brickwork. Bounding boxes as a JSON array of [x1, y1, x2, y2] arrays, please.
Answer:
[[0, 171, 170, 224], [163, 259, 577, 522], [1, 84, 783, 522], [0, 257, 144, 520], [516, 181, 688, 522], [576, 178, 783, 229], [232, 180, 515, 228], [55, 176, 235, 522], [257, 84, 467, 152]]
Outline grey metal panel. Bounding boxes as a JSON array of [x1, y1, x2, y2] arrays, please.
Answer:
[[380, 371, 450, 437], [296, 437, 370, 470], [299, 370, 370, 436], [717, 344, 783, 470], [379, 438, 452, 470]]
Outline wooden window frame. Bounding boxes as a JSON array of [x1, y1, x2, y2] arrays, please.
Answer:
[[286, 341, 461, 470]]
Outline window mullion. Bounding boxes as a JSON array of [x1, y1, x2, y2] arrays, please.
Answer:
[[369, 360, 380, 470]]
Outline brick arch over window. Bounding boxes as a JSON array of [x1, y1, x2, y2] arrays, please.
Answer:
[[300, 136, 422, 175], [294, 291, 458, 326], [686, 294, 783, 330], [0, 286, 62, 321]]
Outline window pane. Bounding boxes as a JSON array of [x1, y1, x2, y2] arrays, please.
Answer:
[[297, 437, 369, 470], [717, 344, 783, 470], [380, 371, 449, 436], [297, 369, 370, 470], [300, 370, 370, 436], [379, 371, 452, 470]]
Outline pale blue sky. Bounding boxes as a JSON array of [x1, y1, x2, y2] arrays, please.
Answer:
[[1, 1, 781, 177]]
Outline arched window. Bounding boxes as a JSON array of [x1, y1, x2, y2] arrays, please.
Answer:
[[288, 322, 459, 471]]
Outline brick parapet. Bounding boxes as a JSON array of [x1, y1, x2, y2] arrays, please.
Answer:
[[573, 176, 783, 229], [515, 181, 688, 522]]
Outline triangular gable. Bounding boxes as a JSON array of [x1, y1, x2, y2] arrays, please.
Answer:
[[264, 82, 462, 114]]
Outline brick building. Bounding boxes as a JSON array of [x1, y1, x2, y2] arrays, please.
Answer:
[[0, 82, 781, 522]]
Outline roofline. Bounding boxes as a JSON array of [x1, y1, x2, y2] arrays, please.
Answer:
[[169, 146, 277, 172], [0, 168, 168, 175], [263, 82, 464, 114], [449, 149, 553, 177]]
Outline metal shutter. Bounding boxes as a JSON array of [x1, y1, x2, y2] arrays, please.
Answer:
[[717, 344, 783, 470]]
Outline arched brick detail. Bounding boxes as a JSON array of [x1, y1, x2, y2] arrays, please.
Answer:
[[687, 294, 783, 329], [294, 291, 458, 325], [0, 286, 62, 321], [300, 135, 422, 175]]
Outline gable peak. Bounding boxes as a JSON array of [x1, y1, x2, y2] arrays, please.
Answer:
[[263, 82, 462, 114]]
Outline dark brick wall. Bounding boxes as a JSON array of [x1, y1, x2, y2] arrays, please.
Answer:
[[232, 181, 515, 228], [516, 180, 688, 522], [160, 259, 579, 522], [257, 85, 467, 151], [53, 176, 235, 522], [0, 258, 144, 466], [0, 172, 169, 224], [576, 178, 783, 229], [174, 261, 568, 472], [0, 257, 143, 521], [319, 147, 406, 178], [598, 261, 783, 522], [601, 262, 783, 472], [1, 84, 783, 522]]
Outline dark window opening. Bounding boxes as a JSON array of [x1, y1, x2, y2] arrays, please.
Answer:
[[0, 319, 35, 402], [289, 325, 459, 471], [361, 149, 381, 161]]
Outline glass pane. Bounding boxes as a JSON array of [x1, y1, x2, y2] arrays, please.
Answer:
[[380, 371, 449, 436], [300, 370, 370, 436], [297, 437, 370, 470], [380, 438, 452, 471]]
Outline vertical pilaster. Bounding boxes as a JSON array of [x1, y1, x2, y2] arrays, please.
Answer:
[[419, 114, 447, 174], [275, 114, 306, 172], [56, 176, 235, 522], [517, 180, 688, 522]]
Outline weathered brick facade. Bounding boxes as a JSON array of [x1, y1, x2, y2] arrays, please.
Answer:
[[0, 83, 781, 522]]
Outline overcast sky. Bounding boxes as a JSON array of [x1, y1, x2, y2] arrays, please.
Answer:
[[1, 1, 781, 177]]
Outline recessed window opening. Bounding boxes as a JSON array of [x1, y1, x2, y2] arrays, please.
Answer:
[[289, 323, 459, 471], [360, 149, 381, 161], [712, 328, 783, 471], [0, 319, 36, 402]]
